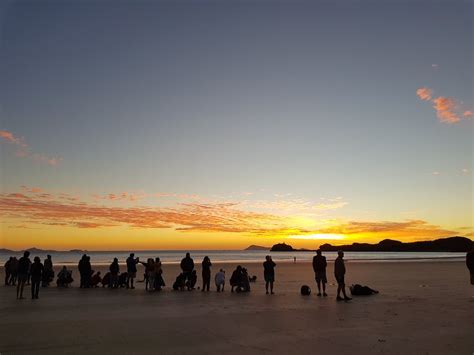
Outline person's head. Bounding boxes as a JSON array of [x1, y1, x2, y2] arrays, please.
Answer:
[[265, 255, 271, 261], [204, 256, 209, 262], [186, 252, 190, 258], [236, 265, 242, 272], [97, 271, 101, 276], [155, 257, 160, 262], [113, 257, 118, 263], [9, 256, 13, 261], [130, 253, 134, 257], [316, 249, 322, 256], [62, 266, 67, 270], [24, 251, 30, 257], [34, 256, 40, 263], [47, 254, 51, 259], [82, 254, 86, 259], [337, 251, 344, 258], [220, 268, 225, 273]]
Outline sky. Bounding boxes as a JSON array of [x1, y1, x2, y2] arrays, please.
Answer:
[[0, 0, 472, 250]]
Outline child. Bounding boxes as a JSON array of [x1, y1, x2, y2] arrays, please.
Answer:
[[215, 269, 225, 292]]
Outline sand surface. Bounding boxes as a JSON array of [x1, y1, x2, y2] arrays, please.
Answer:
[[1, 260, 473, 354]]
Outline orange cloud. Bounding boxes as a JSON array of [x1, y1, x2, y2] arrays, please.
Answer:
[[416, 87, 433, 101], [0, 130, 62, 165], [416, 87, 473, 124], [431, 97, 460, 123], [0, 189, 462, 243]]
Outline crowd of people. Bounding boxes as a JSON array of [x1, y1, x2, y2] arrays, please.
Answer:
[[5, 250, 474, 300]]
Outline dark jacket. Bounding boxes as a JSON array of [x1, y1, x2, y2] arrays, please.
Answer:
[[18, 256, 31, 274], [313, 255, 327, 273], [180, 257, 194, 273], [30, 262, 43, 280]]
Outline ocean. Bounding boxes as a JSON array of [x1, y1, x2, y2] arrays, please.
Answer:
[[0, 250, 466, 266]]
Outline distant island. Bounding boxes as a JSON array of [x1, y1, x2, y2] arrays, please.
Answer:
[[320, 236, 473, 253], [244, 245, 269, 251], [270, 243, 312, 252], [269, 237, 473, 253]]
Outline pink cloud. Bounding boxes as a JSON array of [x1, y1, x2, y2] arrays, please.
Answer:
[[463, 110, 473, 118], [416, 87, 433, 101], [431, 97, 461, 123], [0, 130, 62, 166]]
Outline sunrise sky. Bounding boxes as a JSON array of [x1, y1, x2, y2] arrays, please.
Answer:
[[0, 1, 472, 251]]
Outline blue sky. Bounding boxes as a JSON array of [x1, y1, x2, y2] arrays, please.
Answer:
[[0, 0, 472, 249]]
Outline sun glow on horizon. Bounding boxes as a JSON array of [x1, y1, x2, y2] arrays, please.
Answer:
[[288, 233, 346, 241]]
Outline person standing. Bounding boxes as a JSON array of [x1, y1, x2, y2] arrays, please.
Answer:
[[42, 254, 54, 287], [4, 257, 13, 285], [334, 251, 351, 301], [263, 255, 276, 294], [78, 254, 87, 288], [30, 257, 44, 299], [201, 256, 212, 292], [16, 251, 31, 299], [180, 253, 194, 289], [109, 258, 120, 289], [126, 253, 139, 289], [313, 249, 328, 297], [466, 250, 474, 285]]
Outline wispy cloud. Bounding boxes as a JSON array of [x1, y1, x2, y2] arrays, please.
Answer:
[[416, 87, 433, 101], [0, 130, 62, 166], [416, 88, 472, 124], [0, 189, 462, 242]]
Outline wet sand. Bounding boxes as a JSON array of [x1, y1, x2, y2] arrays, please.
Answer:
[[0, 260, 473, 354]]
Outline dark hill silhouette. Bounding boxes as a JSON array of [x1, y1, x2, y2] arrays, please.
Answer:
[[270, 243, 295, 252], [320, 237, 472, 252]]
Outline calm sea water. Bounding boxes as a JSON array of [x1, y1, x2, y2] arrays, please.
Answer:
[[1, 250, 466, 266]]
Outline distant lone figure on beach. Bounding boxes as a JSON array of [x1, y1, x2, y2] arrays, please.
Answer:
[[126, 253, 139, 289], [180, 253, 195, 290], [201, 256, 212, 292], [16, 251, 31, 299], [30, 256, 43, 299], [263, 255, 276, 294], [215, 269, 225, 292], [313, 249, 328, 297], [334, 251, 351, 301], [42, 254, 54, 287], [467, 250, 474, 285]]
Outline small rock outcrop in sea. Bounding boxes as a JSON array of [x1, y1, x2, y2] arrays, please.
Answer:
[[270, 243, 295, 252]]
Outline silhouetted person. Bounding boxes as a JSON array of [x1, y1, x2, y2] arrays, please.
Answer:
[[126, 253, 139, 289], [84, 256, 92, 287], [173, 273, 186, 291], [4, 257, 13, 285], [42, 254, 54, 287], [230, 265, 243, 292], [240, 268, 250, 292], [57, 266, 73, 287], [215, 269, 225, 292], [109, 258, 119, 288], [17, 251, 31, 299], [186, 270, 197, 290], [154, 257, 165, 291], [78, 254, 87, 288], [467, 250, 474, 285], [263, 255, 276, 294], [10, 257, 19, 285], [91, 271, 102, 287], [180, 252, 194, 288], [201, 256, 212, 292], [30, 256, 43, 299], [313, 249, 328, 297], [334, 251, 351, 301]]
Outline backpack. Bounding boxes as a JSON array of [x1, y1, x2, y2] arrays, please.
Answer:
[[300, 285, 311, 296]]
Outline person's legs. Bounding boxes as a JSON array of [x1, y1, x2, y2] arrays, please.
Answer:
[[130, 275, 135, 289], [270, 281, 274, 294], [316, 279, 322, 295], [265, 280, 269, 294], [322, 281, 327, 296]]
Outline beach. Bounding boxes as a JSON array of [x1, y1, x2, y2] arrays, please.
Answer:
[[1, 260, 473, 354]]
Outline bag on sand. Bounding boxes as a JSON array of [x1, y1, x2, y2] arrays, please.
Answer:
[[350, 284, 379, 296], [300, 285, 311, 296]]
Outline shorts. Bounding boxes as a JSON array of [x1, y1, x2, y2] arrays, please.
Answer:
[[315, 271, 327, 283], [264, 273, 274, 283], [335, 275, 345, 285]]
